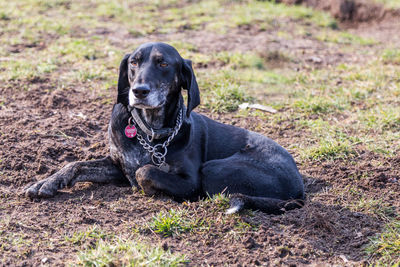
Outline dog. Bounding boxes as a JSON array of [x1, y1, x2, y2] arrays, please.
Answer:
[[26, 42, 305, 214]]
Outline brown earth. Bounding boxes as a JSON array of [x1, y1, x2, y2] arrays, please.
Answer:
[[2, 80, 399, 266], [280, 0, 400, 23], [1, 1, 400, 267]]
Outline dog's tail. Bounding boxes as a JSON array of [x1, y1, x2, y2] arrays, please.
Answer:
[[226, 193, 304, 215]]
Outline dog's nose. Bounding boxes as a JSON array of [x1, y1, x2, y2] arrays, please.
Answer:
[[132, 85, 150, 99]]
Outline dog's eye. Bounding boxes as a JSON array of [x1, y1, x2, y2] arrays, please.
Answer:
[[160, 62, 168, 68], [131, 61, 138, 67]]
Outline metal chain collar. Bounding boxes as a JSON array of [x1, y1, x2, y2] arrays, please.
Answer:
[[132, 108, 183, 167]]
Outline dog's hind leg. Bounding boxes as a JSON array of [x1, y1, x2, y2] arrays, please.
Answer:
[[201, 151, 305, 214], [226, 193, 304, 215], [25, 156, 125, 198]]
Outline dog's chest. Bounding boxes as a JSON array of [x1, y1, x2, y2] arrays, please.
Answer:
[[110, 137, 149, 169], [109, 134, 182, 179]]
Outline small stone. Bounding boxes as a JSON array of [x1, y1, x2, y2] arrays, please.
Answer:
[[307, 56, 323, 64], [340, 254, 349, 263]]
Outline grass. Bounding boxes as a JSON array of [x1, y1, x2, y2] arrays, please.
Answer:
[[360, 105, 400, 131], [77, 237, 188, 267], [197, 67, 255, 112], [215, 51, 266, 69], [0, 231, 33, 255], [365, 219, 400, 266], [316, 31, 377, 46], [149, 208, 203, 237], [207, 193, 230, 210], [0, 216, 37, 260], [303, 138, 355, 160], [331, 184, 397, 221], [292, 96, 344, 114], [373, 0, 400, 9], [295, 119, 358, 160], [382, 49, 400, 64], [66, 226, 188, 266], [205, 83, 253, 112], [226, 0, 337, 30], [65, 225, 110, 246], [285, 62, 400, 157]]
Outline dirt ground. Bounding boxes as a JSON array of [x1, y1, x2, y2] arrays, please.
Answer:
[[4, 84, 398, 266], [0, 0, 399, 266]]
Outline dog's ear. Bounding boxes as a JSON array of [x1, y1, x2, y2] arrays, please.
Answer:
[[182, 59, 200, 117], [117, 53, 131, 106]]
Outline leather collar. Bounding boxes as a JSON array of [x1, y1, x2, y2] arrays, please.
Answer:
[[129, 97, 183, 140]]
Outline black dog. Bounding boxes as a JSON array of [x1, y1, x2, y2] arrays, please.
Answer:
[[26, 42, 304, 214]]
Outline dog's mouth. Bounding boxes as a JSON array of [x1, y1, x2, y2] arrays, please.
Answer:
[[130, 100, 166, 110], [129, 96, 166, 110]]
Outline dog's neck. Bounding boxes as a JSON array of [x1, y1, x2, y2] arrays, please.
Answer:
[[140, 107, 166, 130], [138, 95, 181, 130]]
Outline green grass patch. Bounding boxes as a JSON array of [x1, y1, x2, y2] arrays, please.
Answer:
[[205, 83, 253, 112], [66, 226, 189, 266], [237, 68, 292, 85], [65, 226, 110, 246], [89, 0, 339, 35], [198, 68, 254, 113], [149, 208, 203, 237], [359, 105, 400, 132], [0, 231, 33, 254], [373, 0, 400, 9], [292, 96, 345, 115], [0, 11, 11, 21], [365, 219, 400, 266], [227, 0, 337, 30], [77, 237, 188, 267], [285, 63, 400, 157], [296, 119, 358, 160], [207, 193, 230, 210], [382, 49, 400, 64], [215, 51, 266, 69], [332, 185, 397, 220], [317, 31, 377, 46], [0, 0, 337, 54], [196, 54, 294, 112], [302, 138, 355, 160], [0, 58, 58, 81], [351, 197, 396, 219]]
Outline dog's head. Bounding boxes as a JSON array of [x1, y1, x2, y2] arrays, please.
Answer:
[[117, 42, 200, 117]]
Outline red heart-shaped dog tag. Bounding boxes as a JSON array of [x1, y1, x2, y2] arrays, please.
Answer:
[[125, 125, 137, 138]]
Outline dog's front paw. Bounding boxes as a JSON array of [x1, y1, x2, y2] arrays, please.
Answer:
[[25, 178, 63, 198], [135, 165, 160, 196]]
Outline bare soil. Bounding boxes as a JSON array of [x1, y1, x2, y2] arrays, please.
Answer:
[[1, 78, 399, 266], [281, 0, 400, 23], [1, 1, 400, 266]]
